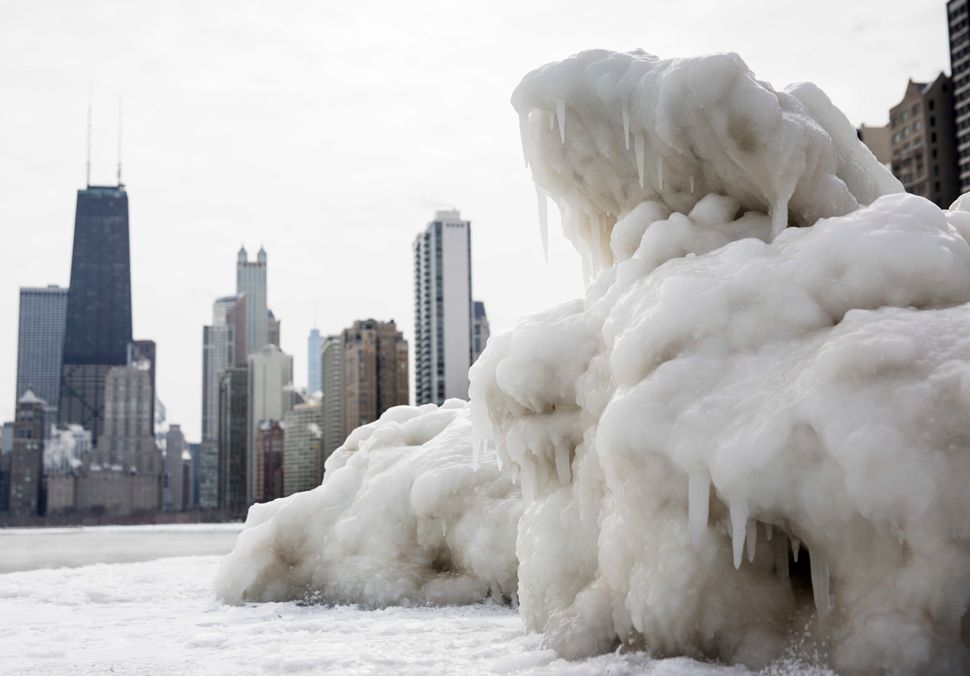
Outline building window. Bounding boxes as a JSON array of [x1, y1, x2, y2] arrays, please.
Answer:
[[911, 103, 919, 116], [929, 100, 935, 111], [915, 120, 922, 131], [932, 132, 937, 142]]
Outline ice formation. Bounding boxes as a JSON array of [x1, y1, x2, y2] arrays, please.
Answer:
[[470, 49, 970, 673], [216, 401, 520, 606], [220, 48, 970, 674]]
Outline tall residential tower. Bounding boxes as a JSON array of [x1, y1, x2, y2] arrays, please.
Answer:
[[16, 285, 68, 421], [413, 210, 473, 405]]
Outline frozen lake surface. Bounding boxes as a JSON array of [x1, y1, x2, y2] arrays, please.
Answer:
[[0, 525, 827, 674]]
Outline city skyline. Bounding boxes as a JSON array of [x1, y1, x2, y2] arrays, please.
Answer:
[[0, 1, 950, 441]]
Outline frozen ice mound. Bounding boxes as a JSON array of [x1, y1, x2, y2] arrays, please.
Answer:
[[215, 401, 520, 607], [466, 49, 970, 673]]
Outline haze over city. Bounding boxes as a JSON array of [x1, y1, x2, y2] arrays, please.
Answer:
[[0, 0, 947, 440]]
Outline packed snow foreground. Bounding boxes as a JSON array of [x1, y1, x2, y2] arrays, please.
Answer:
[[218, 50, 970, 673]]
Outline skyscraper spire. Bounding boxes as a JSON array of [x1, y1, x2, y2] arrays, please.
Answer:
[[116, 95, 123, 186]]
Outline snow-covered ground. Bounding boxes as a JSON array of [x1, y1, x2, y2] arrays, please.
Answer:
[[0, 526, 828, 674]]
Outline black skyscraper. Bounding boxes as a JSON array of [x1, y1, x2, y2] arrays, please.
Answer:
[[59, 185, 133, 444]]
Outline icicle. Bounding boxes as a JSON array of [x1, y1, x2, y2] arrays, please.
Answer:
[[535, 184, 549, 262], [472, 439, 480, 471], [556, 99, 566, 144], [770, 199, 788, 240], [634, 134, 645, 188], [730, 504, 748, 570], [688, 174, 695, 194], [518, 111, 532, 168], [621, 104, 630, 150], [442, 521, 447, 538], [746, 520, 757, 562], [791, 536, 801, 563], [811, 553, 831, 619], [590, 218, 602, 273], [765, 523, 773, 541], [773, 536, 790, 588], [688, 470, 710, 545], [656, 156, 664, 192], [554, 445, 571, 486], [548, 111, 554, 131], [520, 456, 536, 504]]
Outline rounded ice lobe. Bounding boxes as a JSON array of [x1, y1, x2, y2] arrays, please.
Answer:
[[215, 403, 520, 607]]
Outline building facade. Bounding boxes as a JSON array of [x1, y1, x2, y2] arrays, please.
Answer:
[[472, 300, 490, 363], [283, 401, 324, 496], [413, 210, 473, 405], [98, 364, 158, 472], [59, 184, 133, 445], [254, 420, 285, 503], [218, 367, 249, 514], [16, 285, 68, 421], [321, 334, 345, 458], [164, 424, 186, 511], [949, 0, 970, 192], [8, 390, 47, 517], [890, 74, 960, 207], [342, 319, 409, 433], [247, 345, 293, 505]]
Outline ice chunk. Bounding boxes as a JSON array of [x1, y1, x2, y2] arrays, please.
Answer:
[[765, 523, 773, 541], [791, 536, 800, 563]]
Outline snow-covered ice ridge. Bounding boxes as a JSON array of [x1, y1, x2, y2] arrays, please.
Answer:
[[219, 49, 970, 673]]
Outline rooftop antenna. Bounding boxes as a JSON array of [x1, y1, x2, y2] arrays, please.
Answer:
[[86, 86, 92, 187], [116, 95, 123, 186]]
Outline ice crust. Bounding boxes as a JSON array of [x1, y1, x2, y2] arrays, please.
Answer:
[[219, 49, 970, 674], [215, 401, 520, 607]]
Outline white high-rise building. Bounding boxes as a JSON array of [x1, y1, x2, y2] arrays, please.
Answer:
[[247, 344, 294, 505], [307, 327, 322, 395], [236, 246, 268, 356], [413, 210, 473, 405]]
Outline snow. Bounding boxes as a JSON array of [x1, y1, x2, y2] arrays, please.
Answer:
[[217, 48, 970, 674], [0, 525, 840, 675]]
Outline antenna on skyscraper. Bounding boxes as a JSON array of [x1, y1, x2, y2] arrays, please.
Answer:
[[116, 95, 123, 186], [86, 86, 92, 187]]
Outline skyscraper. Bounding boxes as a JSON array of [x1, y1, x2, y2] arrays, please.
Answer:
[[218, 367, 248, 514], [413, 210, 473, 405], [16, 285, 68, 422], [247, 344, 293, 505], [307, 328, 323, 395], [236, 246, 268, 356], [8, 389, 47, 517], [342, 319, 409, 431], [59, 184, 133, 444], [200, 295, 243, 509], [165, 424, 186, 511], [949, 0, 970, 192], [283, 401, 324, 496], [472, 300, 490, 363], [254, 419, 285, 503], [98, 363, 157, 471], [321, 335, 345, 459]]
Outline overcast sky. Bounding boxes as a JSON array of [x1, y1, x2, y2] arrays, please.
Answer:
[[0, 0, 949, 440]]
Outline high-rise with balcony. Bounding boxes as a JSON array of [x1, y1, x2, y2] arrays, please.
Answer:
[[413, 210, 473, 405], [16, 285, 68, 422], [59, 184, 133, 444]]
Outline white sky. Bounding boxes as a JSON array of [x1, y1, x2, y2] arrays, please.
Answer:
[[0, 0, 949, 440]]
